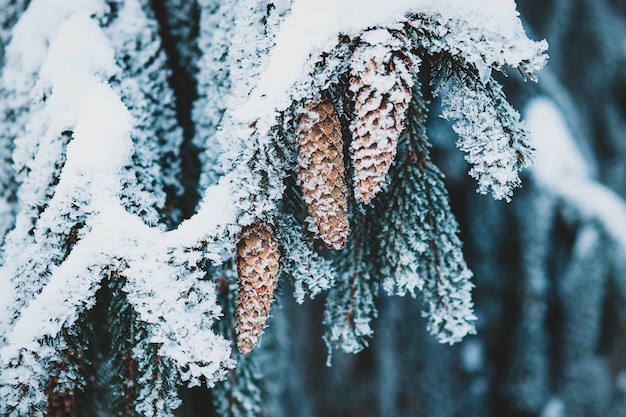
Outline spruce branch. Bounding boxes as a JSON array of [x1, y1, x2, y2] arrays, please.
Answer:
[[44, 322, 91, 417], [0, 1, 550, 414], [276, 212, 336, 304], [323, 214, 378, 360], [438, 57, 535, 201], [104, 0, 184, 227], [374, 79, 476, 344], [407, 12, 547, 81], [212, 266, 264, 417]]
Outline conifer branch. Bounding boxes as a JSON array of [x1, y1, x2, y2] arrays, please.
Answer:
[[438, 57, 535, 201], [212, 266, 264, 417], [323, 215, 378, 359], [373, 79, 476, 344], [0, 1, 550, 414]]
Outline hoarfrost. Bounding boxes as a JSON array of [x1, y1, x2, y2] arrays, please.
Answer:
[[237, 0, 544, 131], [441, 68, 534, 201], [0, 7, 236, 412]]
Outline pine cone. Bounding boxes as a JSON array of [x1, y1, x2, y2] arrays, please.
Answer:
[[297, 101, 350, 249], [350, 29, 416, 203], [236, 223, 280, 354]]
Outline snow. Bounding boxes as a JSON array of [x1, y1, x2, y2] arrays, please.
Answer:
[[9, 11, 118, 217], [540, 397, 565, 417], [3, 0, 104, 91], [0, 10, 121, 336], [39, 13, 117, 122], [1, 83, 235, 382], [64, 83, 133, 189], [527, 97, 626, 252], [2, 230, 107, 359], [529, 98, 592, 181], [170, 175, 238, 251], [0, 0, 549, 410], [1, 4, 237, 399], [1, 79, 135, 359], [442, 71, 534, 201], [237, 0, 531, 129]]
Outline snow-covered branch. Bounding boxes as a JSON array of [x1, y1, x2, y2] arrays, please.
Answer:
[[0, 0, 549, 414], [527, 97, 626, 253]]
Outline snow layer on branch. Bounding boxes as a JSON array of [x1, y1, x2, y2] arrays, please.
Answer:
[[412, 9, 547, 82], [119, 239, 235, 387], [0, 11, 118, 336], [441, 68, 534, 201], [2, 3, 113, 237], [194, 0, 293, 191], [2, 0, 105, 95], [0, 80, 134, 415], [1, 79, 237, 409], [1, 9, 238, 408], [104, 0, 184, 227], [236, 0, 544, 130], [0, 0, 105, 249], [4, 0, 106, 182], [527, 97, 626, 253]]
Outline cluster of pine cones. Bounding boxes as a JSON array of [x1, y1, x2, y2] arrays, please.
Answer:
[[235, 28, 416, 354]]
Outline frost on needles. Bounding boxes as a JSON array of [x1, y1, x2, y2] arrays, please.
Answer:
[[0, 0, 546, 415]]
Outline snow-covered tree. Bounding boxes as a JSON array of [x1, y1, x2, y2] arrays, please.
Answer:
[[11, 0, 626, 416]]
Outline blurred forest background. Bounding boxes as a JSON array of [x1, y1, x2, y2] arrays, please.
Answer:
[[211, 1, 626, 416]]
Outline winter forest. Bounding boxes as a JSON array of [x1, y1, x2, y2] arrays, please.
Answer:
[[0, 0, 625, 416]]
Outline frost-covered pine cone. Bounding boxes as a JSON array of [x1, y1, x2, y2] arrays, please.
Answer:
[[297, 101, 350, 249], [349, 28, 416, 203], [236, 222, 280, 354]]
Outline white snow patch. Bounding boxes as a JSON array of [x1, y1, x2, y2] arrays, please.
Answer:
[[529, 97, 592, 182], [527, 97, 626, 252], [1, 233, 107, 360], [64, 83, 133, 189], [3, 0, 104, 90], [540, 397, 565, 417], [37, 12, 117, 129], [169, 175, 238, 249]]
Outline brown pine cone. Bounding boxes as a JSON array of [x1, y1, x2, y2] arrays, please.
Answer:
[[297, 101, 350, 249], [235, 222, 280, 354], [350, 28, 416, 204]]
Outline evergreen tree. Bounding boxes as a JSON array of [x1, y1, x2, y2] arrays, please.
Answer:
[[1, 1, 622, 417]]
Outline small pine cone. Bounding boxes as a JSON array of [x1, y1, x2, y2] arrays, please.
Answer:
[[350, 28, 416, 203], [297, 101, 350, 249], [236, 223, 280, 354]]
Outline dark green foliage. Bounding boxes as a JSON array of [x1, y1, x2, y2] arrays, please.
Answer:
[[210, 267, 264, 417]]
